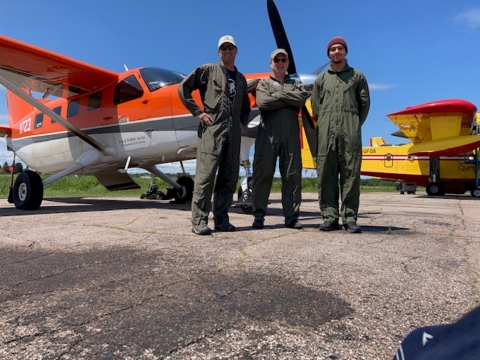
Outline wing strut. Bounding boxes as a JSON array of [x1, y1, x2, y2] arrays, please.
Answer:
[[0, 74, 116, 157]]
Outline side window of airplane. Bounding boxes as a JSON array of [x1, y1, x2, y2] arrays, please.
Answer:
[[51, 106, 62, 124], [88, 91, 102, 111], [114, 75, 144, 105], [34, 113, 44, 129], [67, 99, 81, 118]]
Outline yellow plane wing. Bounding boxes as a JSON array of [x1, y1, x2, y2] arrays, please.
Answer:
[[387, 99, 479, 156]]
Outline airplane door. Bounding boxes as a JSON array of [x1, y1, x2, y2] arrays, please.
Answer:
[[171, 90, 199, 151], [384, 153, 393, 168]]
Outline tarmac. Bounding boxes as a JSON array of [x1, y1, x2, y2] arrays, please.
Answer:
[[1, 192, 479, 359]]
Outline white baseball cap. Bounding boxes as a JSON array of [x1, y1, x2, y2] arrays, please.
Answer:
[[218, 35, 237, 48]]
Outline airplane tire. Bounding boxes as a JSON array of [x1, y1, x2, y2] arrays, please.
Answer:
[[13, 170, 44, 210], [471, 188, 480, 198], [426, 182, 444, 196], [237, 180, 253, 215], [173, 176, 194, 203]]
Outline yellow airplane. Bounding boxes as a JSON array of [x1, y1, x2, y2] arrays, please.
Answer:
[[300, 99, 480, 198]]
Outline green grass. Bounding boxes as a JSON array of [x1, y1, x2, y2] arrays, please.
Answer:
[[0, 173, 402, 199]]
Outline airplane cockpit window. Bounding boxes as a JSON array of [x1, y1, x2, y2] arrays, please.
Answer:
[[67, 99, 80, 118], [88, 91, 102, 111], [34, 113, 44, 129], [114, 75, 144, 105], [139, 67, 185, 92]]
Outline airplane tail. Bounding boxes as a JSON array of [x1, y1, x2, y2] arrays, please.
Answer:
[[6, 88, 35, 126], [370, 137, 387, 147]]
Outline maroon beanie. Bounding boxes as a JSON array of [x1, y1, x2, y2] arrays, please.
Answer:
[[327, 36, 348, 56]]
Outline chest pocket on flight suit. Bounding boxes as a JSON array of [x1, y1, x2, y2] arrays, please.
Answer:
[[343, 79, 359, 115]]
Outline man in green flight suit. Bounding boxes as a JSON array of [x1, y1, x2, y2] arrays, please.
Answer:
[[251, 49, 308, 230], [178, 35, 251, 235], [311, 36, 370, 233]]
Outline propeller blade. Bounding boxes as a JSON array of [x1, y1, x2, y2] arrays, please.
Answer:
[[301, 105, 318, 160], [267, 0, 297, 75], [312, 62, 330, 75]]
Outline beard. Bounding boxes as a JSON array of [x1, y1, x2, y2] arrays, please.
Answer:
[[331, 57, 344, 64]]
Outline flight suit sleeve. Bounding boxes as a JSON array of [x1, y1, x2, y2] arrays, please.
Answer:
[[240, 77, 251, 127], [276, 82, 308, 109], [357, 74, 370, 126], [256, 79, 287, 111], [311, 77, 322, 120], [177, 66, 207, 117]]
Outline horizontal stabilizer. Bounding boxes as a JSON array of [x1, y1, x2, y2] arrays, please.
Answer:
[[94, 171, 140, 191], [370, 137, 387, 147], [408, 135, 480, 156], [0, 125, 11, 137]]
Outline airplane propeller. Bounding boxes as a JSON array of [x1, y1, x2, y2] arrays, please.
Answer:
[[267, 0, 318, 160], [267, 0, 297, 76]]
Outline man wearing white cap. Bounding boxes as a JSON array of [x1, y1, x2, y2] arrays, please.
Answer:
[[178, 35, 251, 235]]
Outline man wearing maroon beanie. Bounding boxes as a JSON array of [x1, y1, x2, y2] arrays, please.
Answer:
[[311, 36, 370, 233]]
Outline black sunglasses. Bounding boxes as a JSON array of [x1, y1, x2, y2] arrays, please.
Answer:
[[273, 58, 288, 63], [219, 45, 236, 51]]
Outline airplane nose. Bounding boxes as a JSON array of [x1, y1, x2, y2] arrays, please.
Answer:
[[297, 73, 318, 94]]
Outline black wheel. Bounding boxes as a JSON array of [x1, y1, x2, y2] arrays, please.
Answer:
[[471, 188, 480, 198], [426, 182, 444, 196], [13, 170, 43, 210], [173, 176, 194, 203], [237, 178, 253, 214]]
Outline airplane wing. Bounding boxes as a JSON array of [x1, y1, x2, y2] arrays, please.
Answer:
[[0, 35, 119, 98], [387, 99, 480, 156]]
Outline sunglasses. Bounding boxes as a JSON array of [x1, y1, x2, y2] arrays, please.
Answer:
[[219, 45, 236, 51], [273, 58, 288, 63]]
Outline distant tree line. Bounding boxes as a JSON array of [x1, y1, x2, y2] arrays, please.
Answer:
[[1, 162, 24, 174]]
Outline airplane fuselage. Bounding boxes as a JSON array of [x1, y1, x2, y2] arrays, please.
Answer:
[[5, 67, 260, 175]]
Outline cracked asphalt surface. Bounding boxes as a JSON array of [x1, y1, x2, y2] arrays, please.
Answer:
[[1, 192, 479, 359]]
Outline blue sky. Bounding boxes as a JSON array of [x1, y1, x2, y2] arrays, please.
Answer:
[[1, 0, 480, 176]]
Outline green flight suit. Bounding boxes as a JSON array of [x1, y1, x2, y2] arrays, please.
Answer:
[[311, 64, 370, 224], [252, 75, 308, 224], [178, 63, 251, 226]]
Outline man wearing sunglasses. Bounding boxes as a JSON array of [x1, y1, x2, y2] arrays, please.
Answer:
[[251, 49, 308, 230], [311, 36, 370, 233], [178, 35, 251, 235]]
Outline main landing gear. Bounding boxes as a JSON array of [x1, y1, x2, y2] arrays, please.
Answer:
[[471, 188, 480, 198], [140, 175, 194, 203], [233, 159, 253, 214], [10, 170, 44, 210], [426, 182, 444, 196]]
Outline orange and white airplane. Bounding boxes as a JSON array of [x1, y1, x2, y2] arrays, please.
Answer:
[[0, 0, 317, 210], [0, 34, 263, 210]]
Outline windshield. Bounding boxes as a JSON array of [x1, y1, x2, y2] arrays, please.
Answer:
[[139, 67, 185, 92]]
